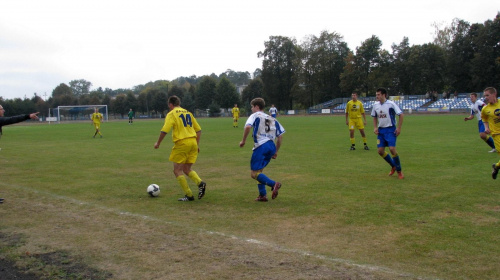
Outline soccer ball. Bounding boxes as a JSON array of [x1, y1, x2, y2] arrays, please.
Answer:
[[147, 184, 160, 197]]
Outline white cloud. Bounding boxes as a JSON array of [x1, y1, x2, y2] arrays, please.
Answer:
[[0, 0, 498, 99]]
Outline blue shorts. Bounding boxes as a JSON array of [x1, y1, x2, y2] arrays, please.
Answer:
[[478, 120, 486, 133], [271, 114, 276, 118], [377, 126, 397, 148], [250, 141, 276, 171]]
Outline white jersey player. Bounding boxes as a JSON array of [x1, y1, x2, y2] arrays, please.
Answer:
[[464, 92, 496, 152]]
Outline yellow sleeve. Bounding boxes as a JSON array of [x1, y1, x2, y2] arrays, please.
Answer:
[[161, 113, 174, 134]]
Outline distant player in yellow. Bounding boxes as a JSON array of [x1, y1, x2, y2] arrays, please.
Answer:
[[231, 104, 240, 128], [154, 95, 206, 201], [480, 87, 500, 179], [91, 108, 103, 138], [345, 92, 368, 150]]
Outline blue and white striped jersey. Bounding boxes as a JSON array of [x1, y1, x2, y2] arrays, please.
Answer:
[[371, 100, 403, 128], [470, 99, 486, 120], [245, 111, 285, 150]]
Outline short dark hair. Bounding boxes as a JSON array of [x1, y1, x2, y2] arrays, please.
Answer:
[[250, 98, 265, 110], [376, 87, 388, 96], [470, 92, 478, 97], [168, 95, 181, 106]]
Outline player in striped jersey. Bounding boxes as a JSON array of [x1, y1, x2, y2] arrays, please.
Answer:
[[464, 92, 496, 152], [371, 88, 404, 179], [240, 98, 285, 201]]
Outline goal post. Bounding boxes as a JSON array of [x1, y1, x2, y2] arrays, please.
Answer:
[[52, 105, 108, 123]]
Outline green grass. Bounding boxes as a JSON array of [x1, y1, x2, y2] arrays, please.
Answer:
[[0, 115, 499, 279]]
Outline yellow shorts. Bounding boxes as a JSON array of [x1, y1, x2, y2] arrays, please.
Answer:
[[348, 118, 364, 130], [233, 116, 239, 121], [93, 123, 100, 130], [169, 137, 198, 164], [493, 134, 500, 154]]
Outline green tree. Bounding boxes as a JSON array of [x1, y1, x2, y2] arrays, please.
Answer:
[[241, 78, 264, 113], [407, 44, 446, 94], [300, 30, 349, 106], [111, 94, 127, 117], [151, 90, 168, 116], [216, 76, 240, 108], [258, 36, 300, 110], [125, 92, 137, 111], [446, 19, 474, 91], [355, 35, 383, 95], [340, 51, 360, 94], [137, 92, 149, 114], [168, 85, 184, 99], [220, 69, 251, 86], [470, 13, 500, 90], [391, 37, 413, 94], [69, 79, 92, 97], [52, 83, 72, 98], [182, 92, 196, 114], [196, 76, 217, 109]]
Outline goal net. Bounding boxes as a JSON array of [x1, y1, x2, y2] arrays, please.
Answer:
[[50, 105, 108, 123]]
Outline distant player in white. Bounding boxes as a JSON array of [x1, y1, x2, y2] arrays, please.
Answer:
[[464, 92, 496, 152], [269, 104, 278, 118]]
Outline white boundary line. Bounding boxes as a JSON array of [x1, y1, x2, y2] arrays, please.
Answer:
[[0, 183, 435, 280]]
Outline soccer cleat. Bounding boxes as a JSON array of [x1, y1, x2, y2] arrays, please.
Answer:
[[178, 195, 195, 201], [0, 198, 4, 204], [350, 146, 355, 151], [492, 164, 499, 180], [389, 166, 396, 176], [489, 149, 497, 153], [397, 171, 404, 179], [272, 182, 281, 199], [255, 195, 268, 202], [198, 181, 206, 199], [364, 145, 369, 150]]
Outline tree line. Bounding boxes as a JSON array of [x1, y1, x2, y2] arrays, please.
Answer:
[[1, 13, 499, 116]]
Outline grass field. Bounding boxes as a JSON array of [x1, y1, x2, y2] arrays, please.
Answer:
[[0, 114, 499, 279]]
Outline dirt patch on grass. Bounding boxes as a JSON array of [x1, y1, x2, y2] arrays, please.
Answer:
[[0, 258, 39, 280], [0, 232, 112, 279]]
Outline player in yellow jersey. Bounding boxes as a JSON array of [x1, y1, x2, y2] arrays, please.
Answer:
[[231, 104, 240, 128], [154, 95, 206, 201], [91, 108, 103, 138], [480, 87, 500, 179], [345, 92, 369, 150]]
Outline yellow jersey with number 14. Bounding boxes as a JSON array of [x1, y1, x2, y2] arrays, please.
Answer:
[[161, 107, 201, 143]]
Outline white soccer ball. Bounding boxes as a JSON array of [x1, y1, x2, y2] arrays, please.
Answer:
[[147, 184, 160, 197]]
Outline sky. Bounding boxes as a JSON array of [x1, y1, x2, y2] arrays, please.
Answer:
[[0, 0, 499, 100]]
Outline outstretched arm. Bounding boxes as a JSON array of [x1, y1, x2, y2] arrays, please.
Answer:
[[239, 125, 251, 148], [0, 113, 38, 126], [272, 134, 283, 159], [154, 132, 167, 149]]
